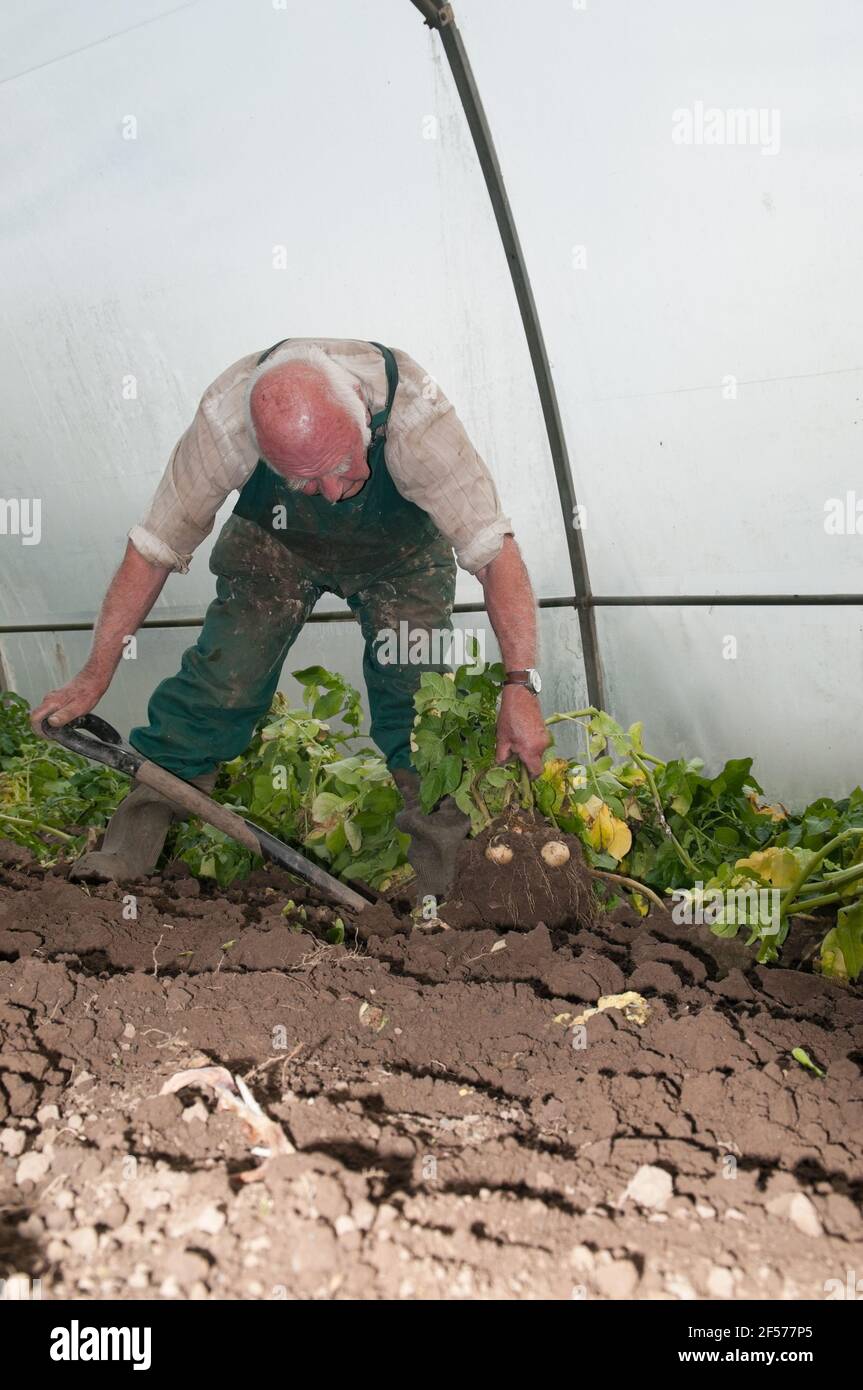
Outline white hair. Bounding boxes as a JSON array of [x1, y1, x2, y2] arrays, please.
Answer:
[[244, 343, 371, 460]]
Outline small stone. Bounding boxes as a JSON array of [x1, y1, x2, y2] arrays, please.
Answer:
[[594, 1257, 640, 1299], [1, 1128, 26, 1157], [141, 1188, 172, 1211], [67, 1227, 98, 1258], [352, 1200, 376, 1232], [621, 1164, 674, 1211], [334, 1214, 355, 1237], [695, 1204, 716, 1219], [16, 1151, 50, 1185], [66, 1115, 84, 1131], [113, 1223, 141, 1245], [102, 1201, 128, 1229], [45, 1239, 68, 1261], [666, 1274, 698, 1300], [196, 1205, 225, 1235], [159, 1277, 181, 1298], [707, 1266, 735, 1298], [570, 1244, 595, 1273], [766, 1191, 823, 1238], [122, 1023, 136, 1039], [36, 1104, 60, 1125]]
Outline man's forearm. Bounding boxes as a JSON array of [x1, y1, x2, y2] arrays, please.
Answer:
[[477, 535, 549, 774], [477, 534, 537, 669], [86, 541, 170, 680]]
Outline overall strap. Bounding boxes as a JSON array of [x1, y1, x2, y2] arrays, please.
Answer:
[[367, 342, 399, 442], [257, 339, 289, 365]]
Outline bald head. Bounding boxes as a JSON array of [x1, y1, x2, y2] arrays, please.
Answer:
[[246, 347, 372, 502]]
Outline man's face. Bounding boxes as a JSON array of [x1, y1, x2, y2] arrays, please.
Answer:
[[253, 384, 371, 503]]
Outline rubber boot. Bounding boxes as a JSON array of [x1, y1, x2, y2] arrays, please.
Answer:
[[393, 768, 470, 905], [70, 772, 218, 883]]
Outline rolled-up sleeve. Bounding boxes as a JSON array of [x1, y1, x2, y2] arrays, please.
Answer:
[[386, 352, 513, 574], [129, 358, 259, 573]]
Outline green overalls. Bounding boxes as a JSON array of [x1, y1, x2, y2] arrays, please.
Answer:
[[129, 342, 457, 779]]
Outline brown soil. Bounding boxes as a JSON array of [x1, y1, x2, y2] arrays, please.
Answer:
[[1, 836, 862, 1302]]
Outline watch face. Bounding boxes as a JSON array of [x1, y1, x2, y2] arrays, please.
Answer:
[[528, 669, 542, 693]]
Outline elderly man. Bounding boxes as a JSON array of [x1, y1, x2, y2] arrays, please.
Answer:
[[32, 339, 549, 896]]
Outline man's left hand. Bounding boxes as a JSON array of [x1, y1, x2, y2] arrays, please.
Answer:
[[495, 683, 550, 777]]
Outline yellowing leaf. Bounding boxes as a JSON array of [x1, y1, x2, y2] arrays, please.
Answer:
[[584, 801, 632, 861], [746, 791, 788, 822], [818, 902, 863, 983], [735, 846, 813, 889], [570, 991, 651, 1028], [542, 757, 569, 782], [607, 818, 632, 861]]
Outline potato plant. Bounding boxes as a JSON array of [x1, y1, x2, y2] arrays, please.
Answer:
[[3, 672, 863, 979]]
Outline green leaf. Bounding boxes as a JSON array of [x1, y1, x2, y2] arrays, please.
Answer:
[[791, 1046, 825, 1078], [344, 818, 362, 852], [313, 688, 345, 721], [484, 766, 511, 788], [440, 754, 462, 796], [327, 917, 345, 945], [292, 665, 336, 688], [311, 791, 348, 822]]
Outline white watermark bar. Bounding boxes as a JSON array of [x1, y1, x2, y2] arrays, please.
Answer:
[[374, 622, 486, 670], [671, 882, 782, 936]]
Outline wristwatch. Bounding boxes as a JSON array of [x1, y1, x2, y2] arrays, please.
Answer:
[[504, 668, 542, 694]]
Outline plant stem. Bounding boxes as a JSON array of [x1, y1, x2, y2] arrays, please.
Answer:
[[544, 708, 598, 726], [471, 777, 491, 830], [785, 891, 841, 912], [0, 811, 75, 842], [780, 828, 863, 922], [632, 753, 700, 878], [519, 763, 534, 811], [639, 751, 667, 769], [589, 869, 665, 914], [799, 861, 863, 894]]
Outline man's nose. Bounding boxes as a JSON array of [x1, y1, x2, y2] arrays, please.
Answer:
[[319, 475, 343, 503]]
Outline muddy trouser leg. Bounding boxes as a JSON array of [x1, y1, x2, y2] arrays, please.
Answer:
[[73, 518, 321, 882], [345, 536, 457, 772], [346, 538, 468, 902]]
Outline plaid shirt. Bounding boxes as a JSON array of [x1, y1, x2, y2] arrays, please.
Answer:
[[129, 339, 512, 576]]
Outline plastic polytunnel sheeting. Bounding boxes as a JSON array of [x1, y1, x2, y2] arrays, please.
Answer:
[[0, 0, 572, 615], [1, 0, 862, 805], [439, 0, 863, 801]]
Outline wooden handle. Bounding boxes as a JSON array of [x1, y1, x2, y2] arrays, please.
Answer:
[[135, 761, 262, 855]]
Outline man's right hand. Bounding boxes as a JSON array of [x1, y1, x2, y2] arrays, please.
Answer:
[[28, 539, 170, 739], [30, 668, 110, 735]]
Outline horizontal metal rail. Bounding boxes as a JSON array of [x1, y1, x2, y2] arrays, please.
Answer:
[[3, 591, 863, 635]]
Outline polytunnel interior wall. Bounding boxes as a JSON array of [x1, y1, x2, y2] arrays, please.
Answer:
[[1, 0, 861, 803]]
